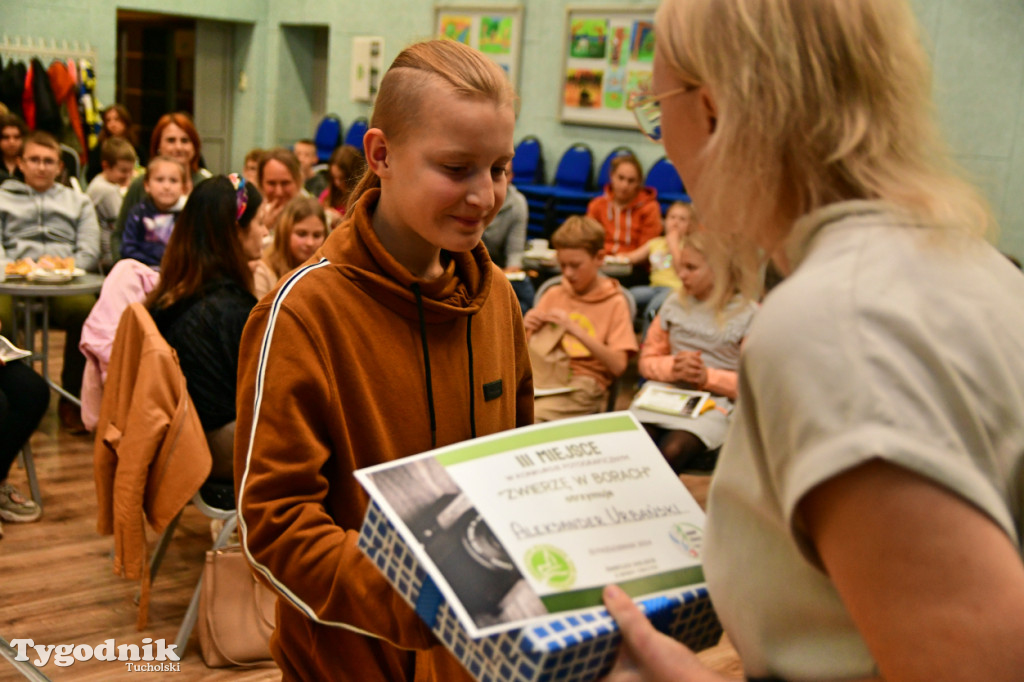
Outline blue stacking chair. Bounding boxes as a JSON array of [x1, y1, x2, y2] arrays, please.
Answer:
[[519, 143, 598, 238], [548, 143, 595, 195], [345, 117, 369, 153], [645, 156, 691, 213], [511, 135, 545, 187], [511, 136, 548, 237], [595, 146, 636, 190], [313, 114, 343, 163], [548, 143, 599, 230]]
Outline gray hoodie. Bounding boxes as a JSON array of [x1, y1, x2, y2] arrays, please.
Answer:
[[0, 178, 101, 272]]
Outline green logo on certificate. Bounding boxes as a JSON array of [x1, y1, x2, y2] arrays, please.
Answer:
[[524, 545, 577, 589]]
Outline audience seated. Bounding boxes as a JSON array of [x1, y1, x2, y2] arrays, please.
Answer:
[[79, 258, 161, 430], [318, 144, 364, 227], [114, 112, 211, 260], [255, 147, 302, 236], [146, 174, 265, 484], [86, 137, 137, 271], [482, 160, 534, 315], [254, 195, 328, 298], [120, 156, 188, 268], [85, 104, 139, 183], [294, 138, 329, 198], [629, 200, 694, 333], [242, 147, 263, 187], [585, 152, 662, 288], [0, 113, 26, 184], [525, 216, 637, 422], [637, 229, 757, 470], [0, 319, 49, 534], [0, 130, 101, 432]]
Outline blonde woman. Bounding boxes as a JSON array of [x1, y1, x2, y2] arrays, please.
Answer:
[[604, 1, 1024, 681], [235, 40, 531, 681]]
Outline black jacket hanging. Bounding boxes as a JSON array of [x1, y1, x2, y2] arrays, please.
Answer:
[[0, 58, 26, 120], [30, 57, 62, 136]]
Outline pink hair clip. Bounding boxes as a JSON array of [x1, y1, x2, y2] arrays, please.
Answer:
[[228, 172, 248, 221]]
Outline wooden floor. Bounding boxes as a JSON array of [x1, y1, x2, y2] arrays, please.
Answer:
[[0, 333, 742, 681]]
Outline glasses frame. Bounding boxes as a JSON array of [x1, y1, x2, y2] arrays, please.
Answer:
[[628, 85, 698, 142]]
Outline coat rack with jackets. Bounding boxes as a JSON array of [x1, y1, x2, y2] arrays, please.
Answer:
[[0, 35, 101, 168]]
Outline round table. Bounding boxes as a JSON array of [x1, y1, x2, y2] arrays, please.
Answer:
[[0, 273, 104, 404]]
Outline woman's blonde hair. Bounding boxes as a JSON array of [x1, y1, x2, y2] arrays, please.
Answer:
[[656, 0, 992, 304], [263, 196, 328, 277], [349, 39, 518, 204]]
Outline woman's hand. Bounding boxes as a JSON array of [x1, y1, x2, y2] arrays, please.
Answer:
[[602, 585, 723, 682], [257, 200, 285, 232], [671, 351, 708, 387]]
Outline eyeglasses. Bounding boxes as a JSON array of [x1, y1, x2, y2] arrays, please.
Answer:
[[627, 85, 698, 142], [22, 156, 58, 168]]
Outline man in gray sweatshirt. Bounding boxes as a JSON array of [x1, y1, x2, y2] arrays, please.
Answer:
[[0, 130, 100, 432]]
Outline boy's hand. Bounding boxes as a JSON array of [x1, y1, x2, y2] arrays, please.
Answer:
[[543, 309, 587, 340], [671, 351, 707, 388], [601, 584, 719, 682], [523, 309, 549, 333]]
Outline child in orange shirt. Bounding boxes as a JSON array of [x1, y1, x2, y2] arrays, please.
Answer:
[[525, 215, 638, 421]]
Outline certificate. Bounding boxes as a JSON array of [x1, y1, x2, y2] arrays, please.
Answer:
[[355, 412, 708, 638]]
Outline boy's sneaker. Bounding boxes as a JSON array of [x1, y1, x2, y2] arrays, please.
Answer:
[[0, 483, 42, 522]]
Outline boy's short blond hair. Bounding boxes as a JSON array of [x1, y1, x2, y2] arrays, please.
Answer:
[[551, 215, 605, 256], [100, 137, 137, 166]]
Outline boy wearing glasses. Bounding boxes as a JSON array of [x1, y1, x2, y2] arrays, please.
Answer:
[[0, 130, 101, 432]]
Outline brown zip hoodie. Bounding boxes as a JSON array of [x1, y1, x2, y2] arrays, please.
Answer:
[[234, 188, 534, 681]]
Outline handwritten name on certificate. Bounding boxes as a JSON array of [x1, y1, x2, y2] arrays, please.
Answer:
[[356, 412, 708, 638]]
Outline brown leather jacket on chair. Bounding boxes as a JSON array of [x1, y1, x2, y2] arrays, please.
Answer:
[[93, 302, 212, 628]]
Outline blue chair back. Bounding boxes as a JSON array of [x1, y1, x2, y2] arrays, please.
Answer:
[[512, 136, 545, 185], [313, 114, 343, 163], [553, 143, 594, 191], [645, 156, 685, 196], [345, 118, 369, 153], [596, 146, 636, 189]]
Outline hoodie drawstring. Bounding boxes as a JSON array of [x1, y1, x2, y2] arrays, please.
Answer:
[[466, 315, 476, 439], [411, 284, 478, 449], [411, 284, 438, 449]]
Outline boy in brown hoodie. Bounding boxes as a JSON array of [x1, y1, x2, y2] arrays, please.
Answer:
[[525, 216, 638, 421], [234, 40, 533, 681]]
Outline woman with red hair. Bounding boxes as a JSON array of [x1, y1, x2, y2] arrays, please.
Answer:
[[113, 112, 212, 260]]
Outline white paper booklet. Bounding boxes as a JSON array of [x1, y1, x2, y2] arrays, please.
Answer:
[[0, 335, 31, 364], [355, 412, 708, 639], [631, 381, 712, 419]]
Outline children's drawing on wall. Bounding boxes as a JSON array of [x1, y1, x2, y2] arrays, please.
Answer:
[[439, 15, 473, 44], [609, 26, 628, 67], [479, 16, 513, 54], [565, 69, 604, 108], [630, 21, 655, 62], [604, 70, 626, 109], [626, 70, 652, 100], [569, 19, 608, 59]]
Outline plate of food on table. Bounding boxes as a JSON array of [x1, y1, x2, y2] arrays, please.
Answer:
[[4, 257, 85, 283]]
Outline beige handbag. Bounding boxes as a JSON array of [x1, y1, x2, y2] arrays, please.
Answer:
[[197, 545, 277, 667]]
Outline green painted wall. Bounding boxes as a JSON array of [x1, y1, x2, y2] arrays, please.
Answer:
[[5, 0, 1023, 257]]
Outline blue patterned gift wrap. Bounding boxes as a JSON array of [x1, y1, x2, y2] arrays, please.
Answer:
[[358, 499, 723, 682]]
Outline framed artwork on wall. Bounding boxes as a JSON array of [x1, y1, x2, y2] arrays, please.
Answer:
[[435, 4, 524, 87], [560, 6, 656, 129]]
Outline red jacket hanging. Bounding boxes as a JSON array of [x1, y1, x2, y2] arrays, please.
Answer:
[[48, 60, 87, 161], [21, 62, 35, 129]]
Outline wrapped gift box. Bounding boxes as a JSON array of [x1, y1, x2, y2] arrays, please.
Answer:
[[358, 498, 722, 682]]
